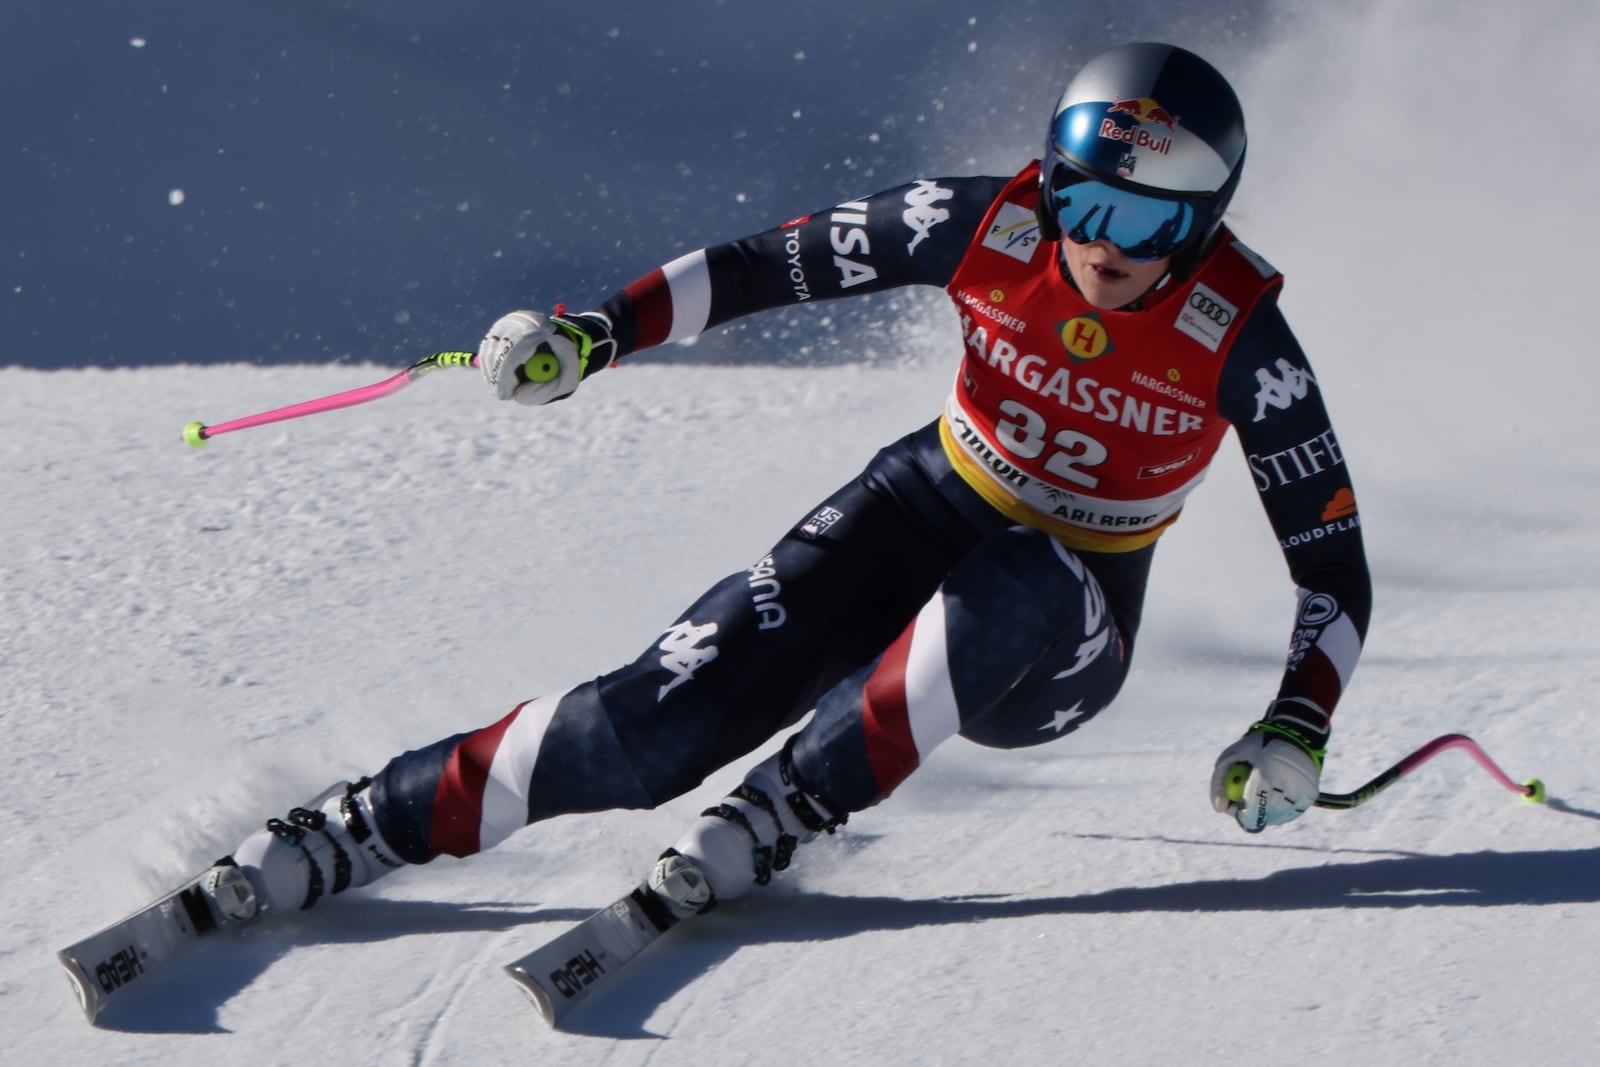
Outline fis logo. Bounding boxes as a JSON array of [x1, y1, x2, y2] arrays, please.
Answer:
[[982, 201, 1042, 263]]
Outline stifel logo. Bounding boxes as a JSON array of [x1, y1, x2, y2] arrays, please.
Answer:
[[1322, 488, 1358, 521], [1057, 315, 1113, 361]]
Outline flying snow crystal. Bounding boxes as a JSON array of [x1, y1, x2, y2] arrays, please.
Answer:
[[129, 38, 147, 48], [168, 189, 186, 206]]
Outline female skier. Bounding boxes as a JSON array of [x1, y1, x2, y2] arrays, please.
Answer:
[[205, 42, 1370, 923]]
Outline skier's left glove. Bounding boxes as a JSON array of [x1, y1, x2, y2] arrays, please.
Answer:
[[478, 309, 608, 406], [1210, 707, 1327, 833]]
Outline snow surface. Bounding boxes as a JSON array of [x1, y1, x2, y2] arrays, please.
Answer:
[[6, 2, 1600, 1064]]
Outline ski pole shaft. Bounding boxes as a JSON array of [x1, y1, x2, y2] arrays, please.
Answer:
[[1312, 732, 1544, 810], [182, 350, 477, 447], [1222, 733, 1545, 812]]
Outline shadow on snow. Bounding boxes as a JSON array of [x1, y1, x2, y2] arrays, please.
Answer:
[[87, 844, 1599, 1038]]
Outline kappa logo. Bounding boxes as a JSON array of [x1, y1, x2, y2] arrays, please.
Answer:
[[1252, 359, 1317, 422], [903, 180, 953, 254], [982, 201, 1042, 263], [657, 620, 719, 700]]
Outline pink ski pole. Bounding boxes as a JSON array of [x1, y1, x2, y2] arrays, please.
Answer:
[[1312, 732, 1546, 810], [1224, 732, 1544, 811], [181, 349, 480, 447]]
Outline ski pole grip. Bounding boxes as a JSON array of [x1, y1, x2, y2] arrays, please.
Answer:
[[518, 344, 562, 384], [1223, 762, 1252, 804]]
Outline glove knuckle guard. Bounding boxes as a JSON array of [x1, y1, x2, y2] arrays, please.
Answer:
[[478, 310, 580, 404], [1211, 730, 1321, 832]]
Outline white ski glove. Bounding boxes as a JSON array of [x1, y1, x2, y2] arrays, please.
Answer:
[[1211, 722, 1325, 833], [478, 309, 593, 405]]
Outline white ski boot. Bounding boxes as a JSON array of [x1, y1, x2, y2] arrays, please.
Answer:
[[650, 746, 843, 918], [202, 777, 405, 924]]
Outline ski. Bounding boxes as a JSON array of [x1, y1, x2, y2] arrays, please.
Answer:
[[502, 883, 683, 1027], [57, 868, 230, 1024]]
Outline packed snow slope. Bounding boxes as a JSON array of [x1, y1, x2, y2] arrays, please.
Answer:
[[5, 2, 1599, 1064]]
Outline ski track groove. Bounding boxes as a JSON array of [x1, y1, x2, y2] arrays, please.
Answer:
[[403, 934, 509, 1067]]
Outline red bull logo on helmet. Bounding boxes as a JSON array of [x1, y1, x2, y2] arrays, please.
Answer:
[[1106, 97, 1180, 129], [1099, 97, 1179, 156]]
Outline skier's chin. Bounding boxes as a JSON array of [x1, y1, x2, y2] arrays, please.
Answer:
[[1061, 242, 1170, 310], [1077, 266, 1146, 309]]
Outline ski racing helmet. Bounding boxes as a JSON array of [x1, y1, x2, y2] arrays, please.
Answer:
[[1037, 43, 1246, 274]]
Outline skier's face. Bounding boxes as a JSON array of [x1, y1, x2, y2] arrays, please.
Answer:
[[1059, 239, 1171, 310]]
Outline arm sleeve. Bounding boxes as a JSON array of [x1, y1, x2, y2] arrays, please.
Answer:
[[1216, 298, 1372, 743], [566, 176, 1012, 367]]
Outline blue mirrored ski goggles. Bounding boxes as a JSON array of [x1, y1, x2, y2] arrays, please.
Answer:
[[1045, 167, 1197, 262]]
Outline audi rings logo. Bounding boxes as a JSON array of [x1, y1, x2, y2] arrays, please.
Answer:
[[1188, 291, 1233, 325], [1173, 282, 1239, 352]]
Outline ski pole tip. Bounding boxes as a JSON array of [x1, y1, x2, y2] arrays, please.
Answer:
[[182, 421, 209, 449], [1522, 778, 1547, 804]]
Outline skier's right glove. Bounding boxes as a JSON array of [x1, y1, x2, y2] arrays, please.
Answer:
[[478, 309, 606, 406], [1210, 712, 1326, 833]]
